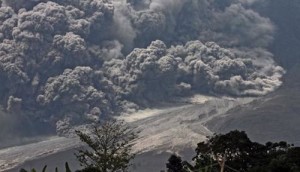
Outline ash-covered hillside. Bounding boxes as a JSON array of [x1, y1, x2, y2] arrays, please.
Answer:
[[0, 0, 284, 134]]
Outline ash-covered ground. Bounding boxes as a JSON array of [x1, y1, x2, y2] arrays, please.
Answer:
[[1, 95, 254, 172]]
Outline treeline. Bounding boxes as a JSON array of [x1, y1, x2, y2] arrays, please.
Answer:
[[20, 120, 300, 172], [165, 131, 300, 172]]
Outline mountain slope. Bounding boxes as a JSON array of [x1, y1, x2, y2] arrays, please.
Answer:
[[207, 65, 300, 144]]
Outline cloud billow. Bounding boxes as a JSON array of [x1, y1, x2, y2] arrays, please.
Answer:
[[0, 0, 284, 134]]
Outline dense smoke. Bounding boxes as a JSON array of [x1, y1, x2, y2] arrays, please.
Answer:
[[0, 0, 284, 133], [105, 40, 284, 101]]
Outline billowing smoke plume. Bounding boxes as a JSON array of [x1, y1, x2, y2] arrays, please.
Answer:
[[0, 0, 284, 133], [105, 40, 284, 101]]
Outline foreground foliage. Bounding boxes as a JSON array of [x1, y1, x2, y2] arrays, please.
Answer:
[[19, 162, 71, 172], [75, 120, 137, 172], [19, 130, 300, 172], [166, 130, 300, 172]]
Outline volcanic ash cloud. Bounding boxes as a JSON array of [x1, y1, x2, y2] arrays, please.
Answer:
[[0, 0, 285, 134]]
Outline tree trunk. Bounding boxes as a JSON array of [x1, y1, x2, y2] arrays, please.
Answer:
[[220, 156, 226, 172]]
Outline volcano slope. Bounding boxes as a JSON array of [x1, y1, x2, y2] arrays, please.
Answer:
[[207, 66, 300, 145]]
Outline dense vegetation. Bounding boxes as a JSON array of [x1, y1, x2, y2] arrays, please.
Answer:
[[165, 131, 300, 172]]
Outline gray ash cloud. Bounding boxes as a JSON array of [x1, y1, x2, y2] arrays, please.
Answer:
[[0, 0, 284, 133], [105, 41, 283, 102]]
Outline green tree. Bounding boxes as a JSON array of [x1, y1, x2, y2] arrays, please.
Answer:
[[165, 130, 300, 172], [193, 130, 263, 171], [75, 120, 137, 172], [166, 154, 185, 172]]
